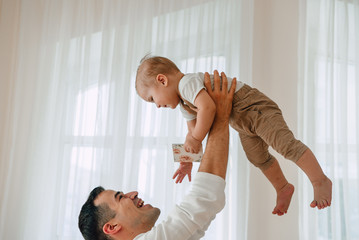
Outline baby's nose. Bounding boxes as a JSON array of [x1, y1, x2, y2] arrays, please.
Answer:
[[156, 104, 160, 108]]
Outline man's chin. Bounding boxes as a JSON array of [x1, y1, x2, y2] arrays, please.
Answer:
[[143, 207, 161, 228], [153, 207, 161, 219]]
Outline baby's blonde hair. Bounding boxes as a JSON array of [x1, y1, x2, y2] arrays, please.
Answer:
[[135, 55, 180, 93]]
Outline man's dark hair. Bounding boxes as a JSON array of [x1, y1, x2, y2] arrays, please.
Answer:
[[78, 186, 116, 240]]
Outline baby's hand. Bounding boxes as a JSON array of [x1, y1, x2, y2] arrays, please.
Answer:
[[173, 162, 193, 183], [184, 133, 202, 153]]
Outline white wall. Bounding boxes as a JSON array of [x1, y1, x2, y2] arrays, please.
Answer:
[[248, 0, 300, 239]]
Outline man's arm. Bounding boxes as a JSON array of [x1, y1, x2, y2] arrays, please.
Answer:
[[198, 70, 236, 179]]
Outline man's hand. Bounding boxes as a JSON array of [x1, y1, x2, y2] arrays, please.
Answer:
[[184, 132, 202, 153], [204, 71, 236, 123], [173, 162, 193, 183], [198, 70, 236, 179]]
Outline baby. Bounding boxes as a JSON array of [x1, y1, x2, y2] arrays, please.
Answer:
[[135, 55, 332, 216]]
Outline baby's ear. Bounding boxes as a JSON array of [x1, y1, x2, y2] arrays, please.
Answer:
[[156, 74, 168, 86]]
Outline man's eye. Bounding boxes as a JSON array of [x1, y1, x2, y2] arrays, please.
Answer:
[[119, 195, 123, 200]]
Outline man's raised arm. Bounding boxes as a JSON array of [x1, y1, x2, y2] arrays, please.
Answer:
[[198, 70, 236, 179]]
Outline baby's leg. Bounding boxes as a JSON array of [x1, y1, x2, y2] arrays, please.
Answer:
[[262, 158, 295, 216], [239, 134, 294, 216], [296, 149, 332, 209], [254, 105, 332, 210]]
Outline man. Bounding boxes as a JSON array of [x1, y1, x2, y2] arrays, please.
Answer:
[[78, 70, 237, 240]]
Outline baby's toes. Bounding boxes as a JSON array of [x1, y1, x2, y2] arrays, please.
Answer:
[[310, 200, 317, 208], [272, 208, 283, 216], [272, 207, 279, 215]]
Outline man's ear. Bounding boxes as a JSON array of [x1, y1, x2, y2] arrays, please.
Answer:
[[156, 74, 168, 86], [103, 221, 122, 235]]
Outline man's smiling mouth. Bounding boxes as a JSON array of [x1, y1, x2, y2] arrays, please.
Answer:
[[137, 199, 144, 208]]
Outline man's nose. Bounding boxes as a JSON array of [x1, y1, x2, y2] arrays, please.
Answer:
[[128, 191, 138, 199]]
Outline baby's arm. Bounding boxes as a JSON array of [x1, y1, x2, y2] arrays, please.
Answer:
[[184, 89, 216, 153], [187, 118, 196, 133], [172, 120, 197, 183], [183, 119, 200, 153], [193, 89, 216, 140]]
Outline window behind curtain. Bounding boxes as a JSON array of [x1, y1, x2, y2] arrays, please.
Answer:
[[299, 0, 359, 239], [53, 3, 243, 238]]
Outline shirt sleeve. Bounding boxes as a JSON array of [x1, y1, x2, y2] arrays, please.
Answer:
[[179, 73, 206, 103], [133, 172, 226, 240], [178, 73, 206, 121]]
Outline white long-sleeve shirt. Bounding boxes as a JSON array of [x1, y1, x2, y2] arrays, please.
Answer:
[[133, 172, 226, 240]]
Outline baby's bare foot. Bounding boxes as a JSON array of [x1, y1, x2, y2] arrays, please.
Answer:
[[310, 176, 332, 209], [272, 183, 295, 216]]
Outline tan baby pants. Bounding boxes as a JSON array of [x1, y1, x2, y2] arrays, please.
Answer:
[[230, 84, 308, 171]]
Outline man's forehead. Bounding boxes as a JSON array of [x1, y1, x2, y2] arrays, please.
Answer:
[[94, 189, 117, 205]]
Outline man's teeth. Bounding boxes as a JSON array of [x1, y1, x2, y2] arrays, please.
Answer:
[[137, 200, 144, 208]]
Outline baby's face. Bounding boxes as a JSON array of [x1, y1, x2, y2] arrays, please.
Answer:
[[140, 84, 181, 109]]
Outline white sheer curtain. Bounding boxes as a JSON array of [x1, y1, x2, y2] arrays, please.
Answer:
[[298, 0, 359, 239], [0, 0, 253, 239]]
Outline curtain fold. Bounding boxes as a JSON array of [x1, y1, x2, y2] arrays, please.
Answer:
[[0, 0, 253, 239], [298, 0, 359, 239]]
